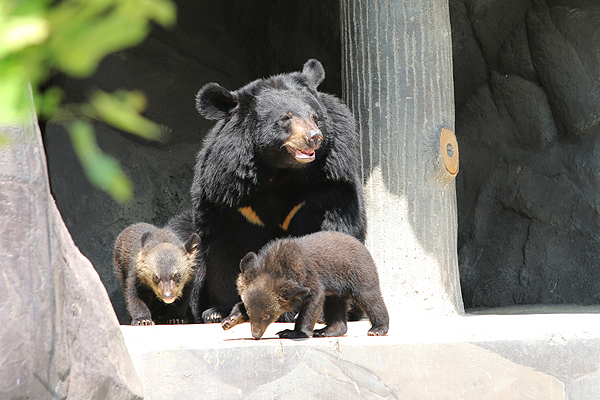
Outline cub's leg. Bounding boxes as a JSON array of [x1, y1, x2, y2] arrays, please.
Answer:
[[277, 292, 324, 339], [352, 290, 389, 336], [221, 301, 249, 330], [125, 276, 154, 325], [313, 296, 348, 337]]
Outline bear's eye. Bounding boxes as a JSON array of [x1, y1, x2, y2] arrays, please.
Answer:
[[311, 113, 320, 124], [279, 113, 292, 123], [262, 314, 270, 321], [153, 275, 160, 284], [172, 273, 180, 283]]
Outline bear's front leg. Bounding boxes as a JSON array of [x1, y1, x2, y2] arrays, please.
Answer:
[[277, 290, 323, 339], [221, 301, 249, 330], [125, 279, 154, 326]]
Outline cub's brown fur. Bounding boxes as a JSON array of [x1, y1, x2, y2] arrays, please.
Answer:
[[114, 222, 200, 325], [221, 231, 389, 339]]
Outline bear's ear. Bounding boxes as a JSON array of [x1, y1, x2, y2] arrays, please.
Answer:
[[196, 83, 238, 120], [140, 231, 153, 248], [184, 233, 200, 255], [240, 252, 259, 274], [279, 283, 310, 300], [302, 59, 325, 89]]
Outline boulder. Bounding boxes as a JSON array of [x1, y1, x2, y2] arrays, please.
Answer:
[[0, 87, 142, 400]]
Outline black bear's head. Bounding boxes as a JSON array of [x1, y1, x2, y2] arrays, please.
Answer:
[[195, 59, 328, 169]]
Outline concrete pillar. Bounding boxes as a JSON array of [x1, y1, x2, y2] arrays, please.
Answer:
[[340, 0, 464, 316]]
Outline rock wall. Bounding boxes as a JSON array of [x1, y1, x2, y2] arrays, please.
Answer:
[[0, 87, 142, 399], [451, 0, 600, 308]]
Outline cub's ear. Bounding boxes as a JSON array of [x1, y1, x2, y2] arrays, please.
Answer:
[[302, 59, 325, 89], [240, 252, 259, 274], [279, 283, 310, 300], [184, 233, 200, 255], [196, 83, 238, 120], [140, 231, 153, 248]]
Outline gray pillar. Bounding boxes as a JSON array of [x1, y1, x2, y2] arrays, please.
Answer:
[[341, 0, 464, 316]]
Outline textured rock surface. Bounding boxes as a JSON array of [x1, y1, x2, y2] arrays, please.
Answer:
[[0, 89, 142, 399], [451, 0, 600, 308]]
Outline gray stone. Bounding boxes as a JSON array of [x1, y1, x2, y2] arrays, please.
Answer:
[[0, 87, 142, 400], [123, 313, 600, 399], [453, 0, 600, 308]]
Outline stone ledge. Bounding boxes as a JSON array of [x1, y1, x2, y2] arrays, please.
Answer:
[[123, 312, 600, 399]]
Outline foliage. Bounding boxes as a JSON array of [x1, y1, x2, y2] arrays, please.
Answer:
[[0, 0, 176, 202]]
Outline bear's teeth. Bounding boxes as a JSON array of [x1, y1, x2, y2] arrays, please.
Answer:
[[286, 144, 315, 162]]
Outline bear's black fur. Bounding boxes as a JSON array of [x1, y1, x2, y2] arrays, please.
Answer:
[[191, 59, 366, 322], [221, 231, 389, 339]]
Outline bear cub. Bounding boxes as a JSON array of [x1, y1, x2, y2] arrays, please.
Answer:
[[221, 231, 389, 339], [114, 222, 200, 325]]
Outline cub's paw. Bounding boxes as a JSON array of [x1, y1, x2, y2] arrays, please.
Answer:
[[221, 315, 237, 330], [202, 307, 223, 323], [313, 328, 328, 337], [314, 322, 347, 337], [367, 325, 388, 336], [277, 329, 309, 339], [132, 318, 155, 326], [221, 313, 247, 330]]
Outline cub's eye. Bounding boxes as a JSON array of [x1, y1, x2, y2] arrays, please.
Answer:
[[172, 273, 180, 283], [153, 275, 160, 284], [311, 113, 321, 124], [262, 314, 270, 321], [279, 113, 292, 123]]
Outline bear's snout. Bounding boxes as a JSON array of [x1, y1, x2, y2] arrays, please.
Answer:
[[284, 116, 323, 163], [307, 129, 323, 148]]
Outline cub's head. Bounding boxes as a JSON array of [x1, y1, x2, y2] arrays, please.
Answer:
[[195, 59, 327, 169], [237, 251, 310, 339], [136, 231, 200, 304]]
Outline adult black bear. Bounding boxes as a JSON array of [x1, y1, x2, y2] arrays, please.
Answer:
[[191, 59, 366, 323], [221, 231, 389, 339]]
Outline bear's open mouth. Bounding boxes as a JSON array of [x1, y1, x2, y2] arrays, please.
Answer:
[[285, 144, 316, 163], [161, 294, 176, 304]]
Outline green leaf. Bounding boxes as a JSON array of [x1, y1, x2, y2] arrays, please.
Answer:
[[88, 90, 162, 140], [0, 16, 49, 58], [67, 120, 133, 203]]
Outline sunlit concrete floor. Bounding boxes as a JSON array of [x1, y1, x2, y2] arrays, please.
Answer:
[[122, 306, 600, 400]]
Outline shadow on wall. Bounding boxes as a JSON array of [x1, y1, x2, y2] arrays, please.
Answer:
[[42, 0, 342, 324], [451, 0, 600, 308]]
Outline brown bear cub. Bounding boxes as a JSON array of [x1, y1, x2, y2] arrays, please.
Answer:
[[114, 222, 200, 325], [221, 231, 389, 339]]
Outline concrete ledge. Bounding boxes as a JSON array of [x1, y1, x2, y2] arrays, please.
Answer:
[[122, 312, 600, 399]]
